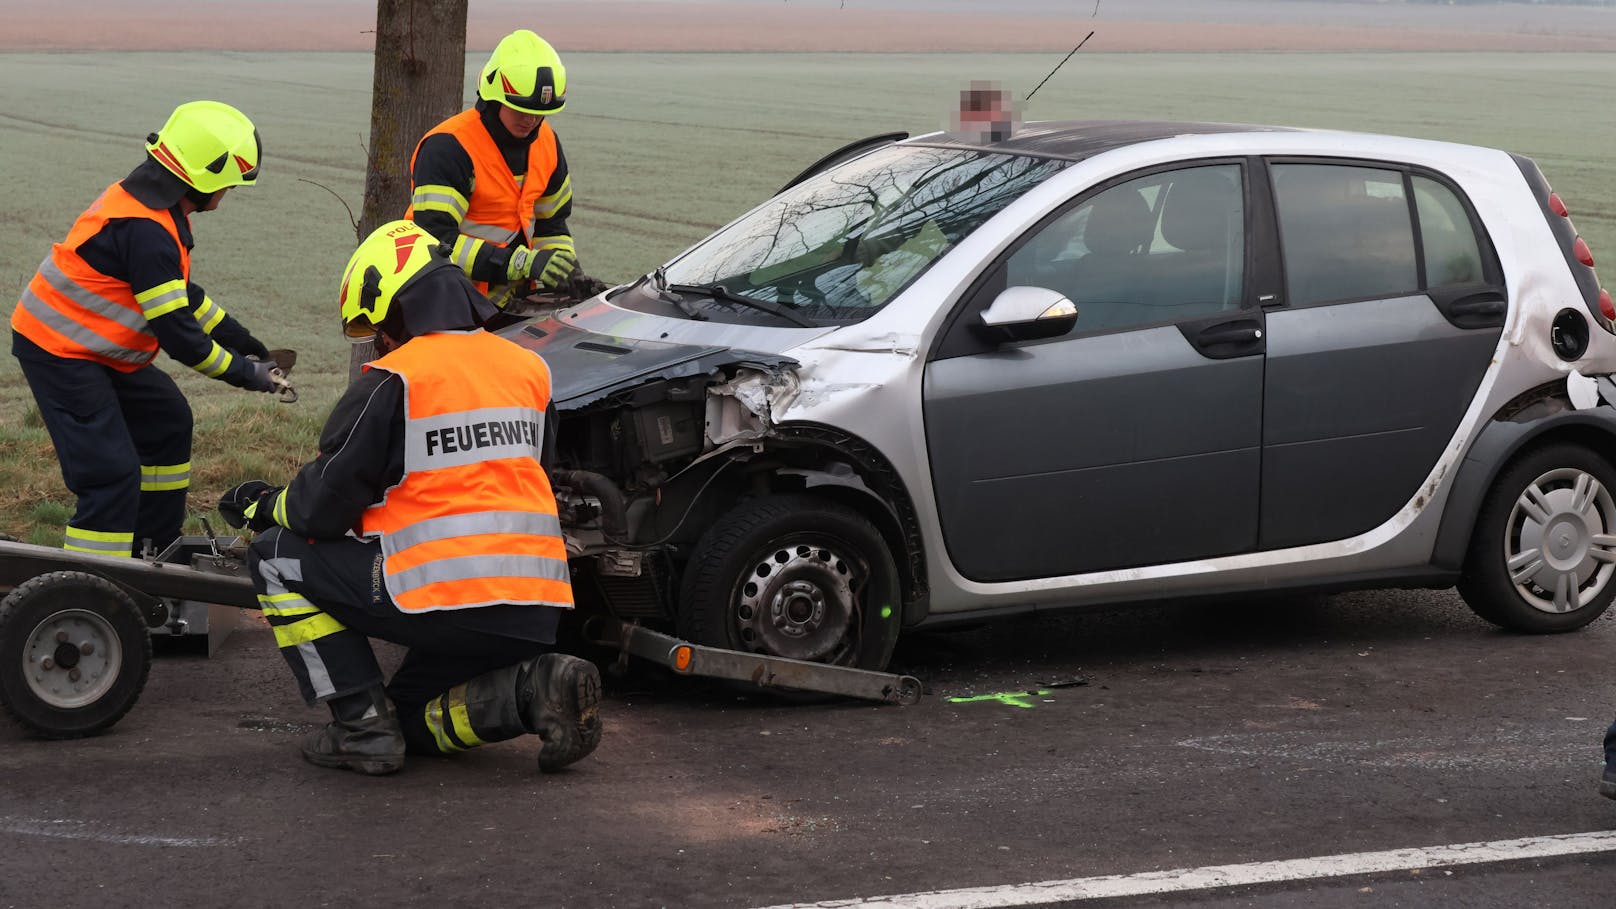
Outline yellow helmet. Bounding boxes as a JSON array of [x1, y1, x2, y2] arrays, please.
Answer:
[[477, 29, 566, 115], [145, 101, 261, 194], [338, 220, 451, 340]]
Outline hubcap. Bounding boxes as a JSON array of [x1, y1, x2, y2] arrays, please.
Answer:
[[24, 609, 122, 709], [734, 541, 861, 662], [1505, 467, 1616, 614]]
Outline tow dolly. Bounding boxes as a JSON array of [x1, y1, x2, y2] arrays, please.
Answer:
[[0, 535, 921, 739]]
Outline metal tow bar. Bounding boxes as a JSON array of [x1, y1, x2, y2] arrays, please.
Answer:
[[591, 618, 923, 706]]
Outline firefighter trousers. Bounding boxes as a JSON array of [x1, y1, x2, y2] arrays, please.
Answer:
[[247, 527, 555, 752], [13, 333, 191, 557]]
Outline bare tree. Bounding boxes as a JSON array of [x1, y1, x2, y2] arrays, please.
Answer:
[[349, 0, 468, 381]]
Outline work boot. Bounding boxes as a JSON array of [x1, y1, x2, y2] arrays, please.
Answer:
[[303, 684, 405, 776], [518, 653, 603, 772]]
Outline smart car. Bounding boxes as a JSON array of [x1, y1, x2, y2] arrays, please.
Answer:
[[508, 120, 1616, 673]]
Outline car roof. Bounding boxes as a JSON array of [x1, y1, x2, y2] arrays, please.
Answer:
[[908, 119, 1299, 161]]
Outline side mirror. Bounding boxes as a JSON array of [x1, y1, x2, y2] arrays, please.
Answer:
[[977, 286, 1078, 343]]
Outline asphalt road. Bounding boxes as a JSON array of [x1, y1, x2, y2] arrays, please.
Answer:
[[3, 586, 1615, 908]]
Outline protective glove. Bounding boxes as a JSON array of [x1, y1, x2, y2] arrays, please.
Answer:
[[218, 480, 278, 531], [506, 242, 578, 290], [243, 358, 278, 393]]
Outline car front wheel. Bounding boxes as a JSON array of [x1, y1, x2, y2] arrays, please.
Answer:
[[678, 494, 901, 673], [1458, 443, 1616, 632]]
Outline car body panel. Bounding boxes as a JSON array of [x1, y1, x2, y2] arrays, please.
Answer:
[[1259, 293, 1503, 549]]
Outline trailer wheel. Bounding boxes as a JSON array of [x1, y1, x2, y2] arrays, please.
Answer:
[[0, 571, 151, 739], [679, 494, 901, 678]]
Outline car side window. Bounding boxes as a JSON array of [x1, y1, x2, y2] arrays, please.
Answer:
[[1003, 164, 1245, 334], [1272, 163, 1418, 306], [1412, 175, 1487, 286]]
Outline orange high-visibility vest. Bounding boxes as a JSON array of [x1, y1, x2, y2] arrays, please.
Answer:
[[407, 109, 560, 252], [11, 183, 189, 371], [359, 330, 573, 613]]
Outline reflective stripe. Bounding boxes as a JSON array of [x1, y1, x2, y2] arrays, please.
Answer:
[[270, 611, 347, 648], [448, 685, 484, 747], [529, 174, 572, 226], [36, 256, 150, 335], [530, 235, 574, 255], [256, 592, 321, 617], [272, 489, 288, 528], [424, 695, 464, 753], [460, 220, 518, 244], [384, 510, 562, 553], [411, 184, 469, 220], [17, 286, 152, 366], [487, 283, 519, 311], [135, 279, 189, 318], [140, 462, 190, 492], [63, 526, 133, 557], [191, 341, 232, 377], [256, 555, 304, 596], [404, 406, 545, 471], [389, 553, 571, 593], [450, 234, 483, 272], [194, 295, 226, 333], [298, 640, 336, 700]]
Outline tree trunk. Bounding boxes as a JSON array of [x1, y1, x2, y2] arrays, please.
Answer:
[[349, 0, 468, 383]]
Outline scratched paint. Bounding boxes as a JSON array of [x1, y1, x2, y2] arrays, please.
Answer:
[[946, 690, 1052, 709]]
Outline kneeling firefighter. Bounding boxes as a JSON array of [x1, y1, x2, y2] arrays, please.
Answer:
[[219, 219, 601, 776]]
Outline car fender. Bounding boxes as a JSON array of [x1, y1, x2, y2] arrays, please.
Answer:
[[1430, 396, 1616, 571]]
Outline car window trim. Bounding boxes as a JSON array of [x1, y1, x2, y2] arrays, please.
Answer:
[[929, 156, 1255, 363]]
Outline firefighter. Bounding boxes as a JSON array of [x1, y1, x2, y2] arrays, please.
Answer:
[[10, 100, 280, 559], [218, 220, 602, 776], [407, 28, 580, 312]]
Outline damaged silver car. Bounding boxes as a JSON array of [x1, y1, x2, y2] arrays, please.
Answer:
[[508, 120, 1616, 673]]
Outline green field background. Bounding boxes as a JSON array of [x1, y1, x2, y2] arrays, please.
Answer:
[[0, 51, 1613, 542]]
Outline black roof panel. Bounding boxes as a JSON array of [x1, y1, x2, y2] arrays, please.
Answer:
[[908, 119, 1296, 161]]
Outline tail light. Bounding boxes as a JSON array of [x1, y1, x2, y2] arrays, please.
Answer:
[[1549, 193, 1569, 217], [1602, 289, 1615, 322], [1574, 236, 1596, 267]]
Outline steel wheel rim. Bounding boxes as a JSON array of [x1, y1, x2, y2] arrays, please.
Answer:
[[23, 608, 123, 709], [1504, 466, 1616, 614], [733, 536, 863, 663]]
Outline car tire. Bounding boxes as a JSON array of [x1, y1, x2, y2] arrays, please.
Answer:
[[678, 494, 901, 674], [1457, 443, 1616, 632], [0, 571, 152, 738]]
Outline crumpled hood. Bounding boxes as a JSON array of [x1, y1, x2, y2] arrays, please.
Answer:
[[499, 316, 798, 409]]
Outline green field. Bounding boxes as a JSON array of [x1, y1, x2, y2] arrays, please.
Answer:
[[1, 51, 1614, 542]]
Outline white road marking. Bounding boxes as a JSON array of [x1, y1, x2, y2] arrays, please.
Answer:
[[755, 831, 1616, 909], [0, 816, 236, 848]]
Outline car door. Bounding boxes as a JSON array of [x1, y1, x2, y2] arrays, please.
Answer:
[[924, 161, 1266, 582], [1257, 159, 1506, 549]]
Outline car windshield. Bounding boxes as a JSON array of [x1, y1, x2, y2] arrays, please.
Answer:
[[654, 144, 1071, 324]]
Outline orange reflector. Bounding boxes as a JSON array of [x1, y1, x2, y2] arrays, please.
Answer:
[[1550, 192, 1569, 218], [1574, 237, 1595, 267], [1601, 289, 1615, 322], [674, 646, 693, 672]]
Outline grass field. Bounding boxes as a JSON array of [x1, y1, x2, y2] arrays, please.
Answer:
[[1, 50, 1614, 542]]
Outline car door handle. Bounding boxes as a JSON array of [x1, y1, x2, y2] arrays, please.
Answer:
[[1179, 317, 1265, 359], [1199, 325, 1264, 345], [1448, 297, 1505, 318], [1427, 284, 1507, 329]]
